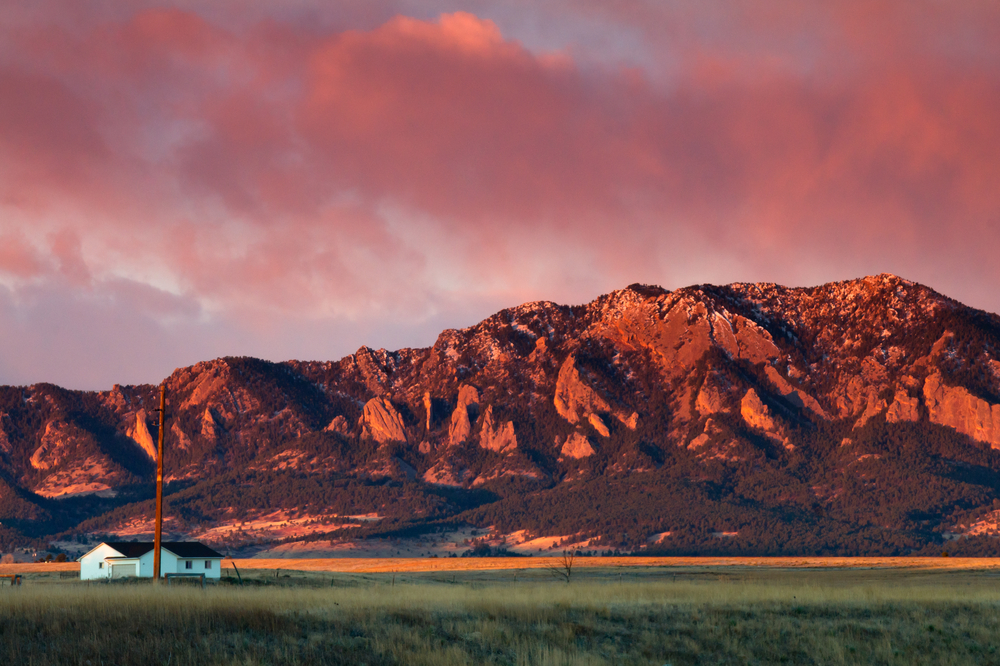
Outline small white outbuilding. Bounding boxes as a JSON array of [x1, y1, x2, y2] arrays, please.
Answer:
[[78, 542, 224, 581]]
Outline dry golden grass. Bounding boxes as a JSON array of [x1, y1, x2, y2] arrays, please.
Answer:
[[227, 556, 1000, 574], [0, 562, 78, 574], [8, 556, 1000, 577], [3, 566, 1000, 664]]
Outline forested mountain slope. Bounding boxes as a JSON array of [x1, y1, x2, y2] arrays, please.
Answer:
[[4, 274, 1000, 557]]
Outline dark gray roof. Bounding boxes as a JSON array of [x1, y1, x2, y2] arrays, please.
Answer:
[[103, 542, 153, 558], [161, 542, 224, 558], [103, 541, 223, 559]]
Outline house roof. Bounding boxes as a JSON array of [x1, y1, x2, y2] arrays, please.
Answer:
[[79, 541, 224, 561], [160, 542, 224, 558], [104, 542, 156, 558]]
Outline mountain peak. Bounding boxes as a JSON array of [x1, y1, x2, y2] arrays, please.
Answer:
[[4, 274, 1000, 558]]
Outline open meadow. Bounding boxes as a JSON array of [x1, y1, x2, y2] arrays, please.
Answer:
[[3, 560, 1000, 664]]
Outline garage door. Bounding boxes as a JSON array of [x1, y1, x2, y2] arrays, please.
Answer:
[[111, 563, 136, 578]]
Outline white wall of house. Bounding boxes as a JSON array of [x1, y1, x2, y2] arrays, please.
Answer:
[[202, 557, 221, 579], [137, 549, 154, 577], [79, 544, 120, 580], [80, 544, 223, 580], [160, 548, 180, 575], [135, 548, 177, 577], [171, 555, 222, 579], [135, 548, 223, 578]]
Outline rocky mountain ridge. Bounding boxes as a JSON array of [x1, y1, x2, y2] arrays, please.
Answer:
[[3, 273, 1000, 557]]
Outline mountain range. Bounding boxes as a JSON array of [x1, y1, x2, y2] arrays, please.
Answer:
[[3, 273, 1000, 558]]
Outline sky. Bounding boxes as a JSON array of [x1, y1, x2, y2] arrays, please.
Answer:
[[1, 1, 999, 389]]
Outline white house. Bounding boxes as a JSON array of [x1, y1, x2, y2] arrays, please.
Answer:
[[78, 542, 224, 581]]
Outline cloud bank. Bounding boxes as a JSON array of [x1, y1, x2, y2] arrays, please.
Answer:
[[1, 1, 999, 388]]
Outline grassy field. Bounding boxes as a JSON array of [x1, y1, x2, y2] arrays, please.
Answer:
[[3, 564, 1000, 664], [225, 555, 1000, 573], [9, 555, 1000, 577]]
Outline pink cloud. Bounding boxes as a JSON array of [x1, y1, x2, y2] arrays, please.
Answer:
[[0, 2, 999, 387], [0, 231, 45, 280], [0, 68, 109, 208]]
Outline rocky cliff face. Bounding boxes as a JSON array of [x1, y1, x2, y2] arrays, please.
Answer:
[[361, 397, 408, 445], [924, 372, 1000, 447], [5, 273, 1000, 557]]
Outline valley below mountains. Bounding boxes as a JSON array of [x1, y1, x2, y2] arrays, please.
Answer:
[[4, 274, 1000, 558]]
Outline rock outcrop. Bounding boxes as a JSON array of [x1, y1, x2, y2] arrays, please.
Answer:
[[554, 355, 611, 424], [30, 421, 75, 471], [688, 418, 723, 449], [835, 357, 890, 418], [126, 409, 157, 459], [177, 361, 232, 410], [361, 397, 408, 444], [764, 366, 828, 419], [696, 371, 732, 416], [27, 420, 122, 498], [422, 459, 471, 487], [740, 389, 778, 433], [593, 291, 781, 376], [201, 407, 220, 442], [170, 422, 192, 450], [588, 413, 610, 437], [479, 405, 517, 453], [448, 385, 480, 446], [325, 415, 349, 435], [560, 432, 595, 459], [923, 372, 1000, 448], [740, 388, 789, 447], [853, 393, 888, 429], [553, 355, 635, 431], [886, 389, 920, 423]]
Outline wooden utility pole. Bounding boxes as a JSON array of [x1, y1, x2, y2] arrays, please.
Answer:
[[153, 383, 166, 582]]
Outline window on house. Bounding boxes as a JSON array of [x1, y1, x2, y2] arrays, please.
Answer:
[[98, 562, 103, 569], [205, 560, 212, 569], [185, 560, 193, 569]]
